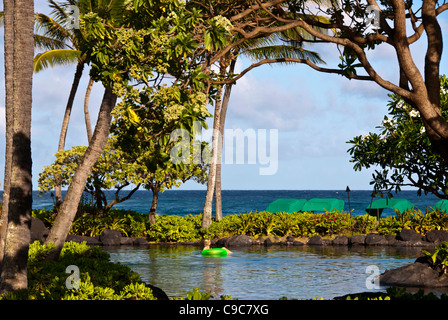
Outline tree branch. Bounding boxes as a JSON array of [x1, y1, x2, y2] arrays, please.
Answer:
[[211, 57, 373, 85]]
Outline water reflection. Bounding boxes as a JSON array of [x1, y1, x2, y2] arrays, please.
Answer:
[[104, 245, 423, 300]]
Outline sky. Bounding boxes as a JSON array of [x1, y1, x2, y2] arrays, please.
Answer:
[[0, 2, 447, 191]]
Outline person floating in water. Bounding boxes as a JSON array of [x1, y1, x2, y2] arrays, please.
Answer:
[[203, 239, 233, 254]]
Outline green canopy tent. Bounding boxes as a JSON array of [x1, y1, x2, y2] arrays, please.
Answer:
[[365, 198, 414, 219], [265, 198, 307, 213], [435, 200, 448, 212], [301, 198, 345, 213]]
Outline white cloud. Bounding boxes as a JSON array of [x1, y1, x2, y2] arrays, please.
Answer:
[[225, 64, 322, 132]]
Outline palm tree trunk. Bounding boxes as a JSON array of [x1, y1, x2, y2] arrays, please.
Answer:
[[54, 60, 85, 206], [45, 87, 117, 259], [214, 59, 236, 221], [202, 85, 224, 228], [0, 0, 34, 294], [0, 0, 14, 275], [84, 76, 94, 143]]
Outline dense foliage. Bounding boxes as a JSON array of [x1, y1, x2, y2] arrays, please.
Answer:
[[33, 206, 448, 242], [348, 76, 448, 199], [1, 241, 155, 300], [146, 209, 448, 241], [33, 207, 148, 238]]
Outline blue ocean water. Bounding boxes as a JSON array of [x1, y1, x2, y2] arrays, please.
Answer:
[[30, 189, 442, 218]]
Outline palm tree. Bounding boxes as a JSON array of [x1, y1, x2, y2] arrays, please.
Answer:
[[0, 0, 34, 294], [44, 0, 128, 259], [34, 0, 127, 205], [34, 1, 89, 206], [202, 22, 327, 228]]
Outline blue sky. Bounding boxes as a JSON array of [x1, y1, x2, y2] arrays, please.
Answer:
[[0, 2, 447, 191]]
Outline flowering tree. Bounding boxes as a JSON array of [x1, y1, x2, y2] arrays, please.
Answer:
[[348, 76, 448, 198], [38, 136, 208, 219]]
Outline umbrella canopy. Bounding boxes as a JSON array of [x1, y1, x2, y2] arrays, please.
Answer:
[[365, 198, 414, 218], [434, 200, 448, 212], [265, 198, 307, 213], [301, 198, 345, 212]]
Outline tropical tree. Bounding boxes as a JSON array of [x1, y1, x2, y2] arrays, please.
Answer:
[[230, 0, 448, 165], [38, 134, 209, 221], [111, 83, 211, 224], [197, 3, 327, 227], [34, 0, 128, 205], [44, 0, 209, 258], [38, 141, 141, 214], [0, 0, 34, 294], [348, 76, 448, 199]]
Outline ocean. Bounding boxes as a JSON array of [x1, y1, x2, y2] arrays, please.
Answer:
[[28, 189, 443, 218]]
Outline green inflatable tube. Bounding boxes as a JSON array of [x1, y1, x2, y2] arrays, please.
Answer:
[[201, 248, 228, 257]]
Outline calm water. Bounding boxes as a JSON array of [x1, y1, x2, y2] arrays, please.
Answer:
[[26, 189, 439, 299], [104, 245, 422, 300], [30, 189, 441, 217]]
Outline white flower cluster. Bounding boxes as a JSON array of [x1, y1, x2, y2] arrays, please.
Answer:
[[442, 87, 448, 95], [212, 15, 233, 33], [163, 103, 185, 123], [168, 11, 178, 19], [409, 109, 420, 118], [382, 117, 395, 126]]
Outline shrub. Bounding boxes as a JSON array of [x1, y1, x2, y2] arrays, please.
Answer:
[[33, 206, 448, 243], [377, 215, 402, 235], [308, 211, 352, 236], [5, 241, 156, 300], [422, 241, 448, 274], [33, 208, 148, 238], [147, 215, 200, 242], [352, 214, 377, 234]]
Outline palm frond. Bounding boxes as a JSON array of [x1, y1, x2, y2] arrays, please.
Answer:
[[34, 34, 73, 51], [33, 49, 81, 73], [35, 13, 73, 44], [242, 44, 324, 65], [78, 0, 129, 24], [48, 0, 79, 24]]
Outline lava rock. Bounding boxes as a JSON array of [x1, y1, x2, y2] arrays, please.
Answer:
[[397, 229, 423, 242], [349, 235, 366, 245], [425, 230, 448, 244], [380, 262, 448, 288], [146, 284, 170, 300], [332, 235, 349, 246], [307, 235, 323, 246], [365, 233, 388, 246], [263, 238, 274, 246], [133, 237, 149, 246], [216, 234, 253, 247], [66, 234, 101, 246], [99, 229, 122, 246], [30, 217, 49, 243]]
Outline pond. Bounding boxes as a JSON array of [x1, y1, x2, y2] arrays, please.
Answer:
[[104, 245, 424, 300]]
